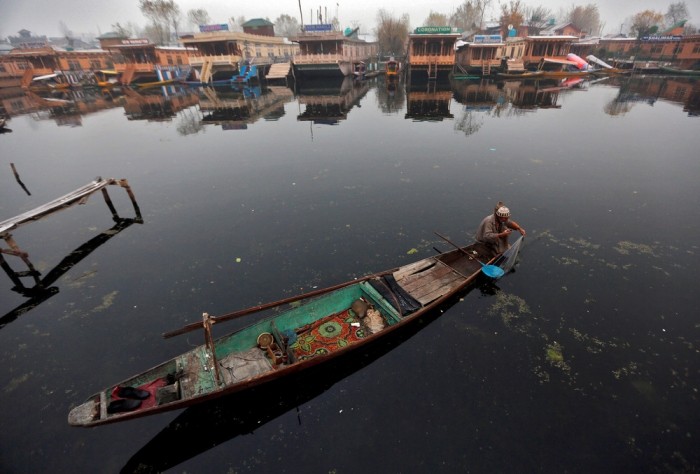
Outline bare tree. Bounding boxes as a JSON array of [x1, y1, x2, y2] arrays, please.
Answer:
[[275, 14, 301, 37], [59, 21, 74, 48], [111, 22, 134, 38], [665, 2, 689, 26], [424, 11, 449, 27], [139, 0, 180, 44], [500, 1, 525, 36], [187, 8, 210, 31], [629, 9, 665, 38], [450, 1, 481, 35], [375, 9, 410, 55], [524, 5, 552, 34], [229, 16, 246, 32], [568, 4, 601, 36]]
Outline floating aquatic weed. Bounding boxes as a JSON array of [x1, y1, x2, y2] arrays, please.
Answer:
[[64, 270, 98, 288], [553, 256, 580, 266], [612, 361, 639, 380], [546, 341, 564, 362], [488, 292, 532, 334], [614, 241, 655, 256], [568, 328, 612, 354], [569, 237, 600, 250], [92, 290, 118, 312], [4, 372, 32, 393], [544, 341, 573, 381]]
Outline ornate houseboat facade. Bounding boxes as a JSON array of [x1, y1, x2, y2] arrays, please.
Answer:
[[291, 25, 377, 79], [180, 21, 298, 84], [406, 27, 460, 82]]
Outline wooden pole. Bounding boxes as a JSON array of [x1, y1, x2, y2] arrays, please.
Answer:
[[202, 313, 222, 385]]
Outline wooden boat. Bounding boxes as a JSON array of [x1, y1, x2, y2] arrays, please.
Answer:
[[660, 66, 700, 76], [132, 79, 175, 89], [497, 71, 544, 80], [68, 236, 522, 427], [385, 57, 401, 77]]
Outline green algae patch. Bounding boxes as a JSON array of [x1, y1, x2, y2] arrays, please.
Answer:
[[546, 342, 564, 363]]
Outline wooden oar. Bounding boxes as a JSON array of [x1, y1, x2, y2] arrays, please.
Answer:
[[434, 231, 504, 278], [162, 268, 396, 339], [434, 231, 477, 259]]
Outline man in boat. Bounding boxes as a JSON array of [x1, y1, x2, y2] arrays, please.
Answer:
[[475, 202, 526, 254]]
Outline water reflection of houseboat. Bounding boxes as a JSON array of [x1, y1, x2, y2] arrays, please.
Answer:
[[451, 80, 500, 111], [199, 85, 294, 130], [122, 86, 199, 121], [406, 27, 460, 83], [291, 25, 377, 79], [405, 83, 454, 121], [296, 77, 370, 124], [503, 80, 563, 110]]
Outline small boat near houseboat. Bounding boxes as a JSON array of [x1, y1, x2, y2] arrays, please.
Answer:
[[660, 66, 700, 76], [497, 71, 545, 80], [537, 56, 592, 78], [385, 56, 401, 78], [68, 235, 523, 427]]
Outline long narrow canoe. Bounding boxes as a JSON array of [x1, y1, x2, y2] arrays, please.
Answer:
[[69, 239, 516, 427], [660, 66, 700, 76]]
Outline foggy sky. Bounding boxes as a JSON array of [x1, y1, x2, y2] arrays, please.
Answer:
[[1, 0, 697, 39]]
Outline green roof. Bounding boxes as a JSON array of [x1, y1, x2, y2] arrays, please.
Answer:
[[242, 18, 273, 27]]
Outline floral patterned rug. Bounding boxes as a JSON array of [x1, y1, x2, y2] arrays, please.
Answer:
[[290, 310, 369, 361]]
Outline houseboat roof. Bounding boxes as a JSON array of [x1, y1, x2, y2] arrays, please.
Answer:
[[291, 31, 375, 44], [242, 18, 274, 27], [181, 31, 290, 45], [526, 35, 579, 41]]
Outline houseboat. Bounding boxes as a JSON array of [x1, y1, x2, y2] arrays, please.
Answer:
[[406, 27, 460, 82], [0, 46, 113, 89], [521, 35, 578, 70], [180, 21, 298, 85], [454, 34, 504, 77], [291, 25, 377, 79], [102, 39, 191, 86]]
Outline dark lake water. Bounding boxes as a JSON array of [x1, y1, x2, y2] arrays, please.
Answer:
[[1, 75, 699, 473]]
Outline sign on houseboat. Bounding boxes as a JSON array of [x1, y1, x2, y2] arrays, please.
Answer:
[[199, 24, 229, 33], [641, 35, 682, 41], [414, 26, 454, 35], [474, 35, 502, 44], [303, 24, 333, 32]]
